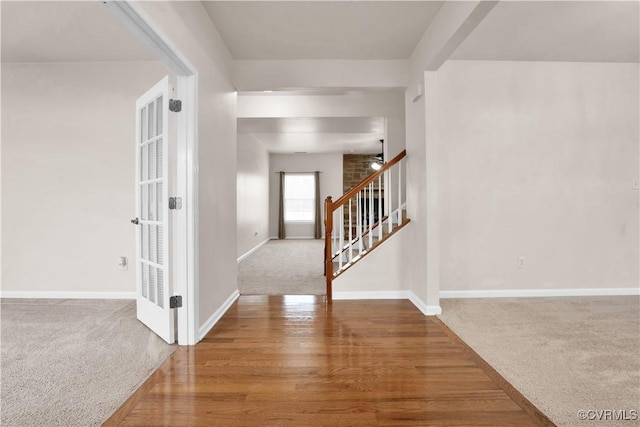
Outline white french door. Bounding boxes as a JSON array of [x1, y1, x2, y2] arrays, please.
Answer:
[[134, 76, 174, 344]]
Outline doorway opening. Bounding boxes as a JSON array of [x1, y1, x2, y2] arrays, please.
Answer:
[[104, 1, 198, 345]]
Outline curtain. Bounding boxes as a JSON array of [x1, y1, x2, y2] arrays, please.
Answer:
[[314, 171, 321, 239], [278, 172, 286, 239]]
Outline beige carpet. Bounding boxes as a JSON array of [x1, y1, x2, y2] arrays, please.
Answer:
[[238, 239, 326, 295], [0, 299, 176, 426], [439, 296, 640, 427]]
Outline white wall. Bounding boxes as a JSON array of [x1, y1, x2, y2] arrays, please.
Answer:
[[137, 2, 238, 330], [402, 79, 430, 305], [438, 60, 639, 291], [234, 60, 408, 91], [238, 90, 406, 160], [269, 153, 342, 238], [333, 225, 408, 293], [237, 134, 269, 257], [1, 61, 170, 294], [399, 0, 495, 311]]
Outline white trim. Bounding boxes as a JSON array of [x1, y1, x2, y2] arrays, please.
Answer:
[[176, 73, 199, 345], [332, 290, 442, 315], [105, 1, 199, 345], [237, 238, 271, 263], [101, 2, 195, 75], [333, 290, 411, 300], [178, 73, 200, 345], [198, 290, 240, 341], [0, 291, 136, 300], [284, 236, 316, 240], [440, 288, 640, 299], [408, 291, 442, 315]]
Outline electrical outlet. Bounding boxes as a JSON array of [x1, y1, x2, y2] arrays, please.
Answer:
[[119, 256, 128, 271], [518, 256, 525, 269]]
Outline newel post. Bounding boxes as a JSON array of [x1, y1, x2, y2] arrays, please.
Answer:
[[324, 196, 333, 301]]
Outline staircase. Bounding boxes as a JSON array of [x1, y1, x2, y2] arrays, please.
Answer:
[[324, 150, 409, 299]]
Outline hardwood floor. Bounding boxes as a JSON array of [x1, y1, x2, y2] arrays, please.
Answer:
[[105, 296, 554, 426]]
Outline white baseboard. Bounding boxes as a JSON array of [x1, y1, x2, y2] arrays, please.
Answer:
[[269, 236, 317, 240], [408, 292, 442, 315], [198, 289, 240, 341], [237, 238, 271, 263], [332, 290, 442, 316], [0, 291, 136, 299], [440, 287, 640, 299], [333, 290, 411, 300]]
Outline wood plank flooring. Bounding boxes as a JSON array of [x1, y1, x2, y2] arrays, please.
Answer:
[[105, 296, 554, 426]]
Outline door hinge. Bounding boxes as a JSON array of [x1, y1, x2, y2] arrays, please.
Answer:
[[169, 197, 182, 210], [169, 99, 182, 112], [170, 295, 182, 309]]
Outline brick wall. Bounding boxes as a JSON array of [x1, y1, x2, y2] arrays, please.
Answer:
[[343, 154, 377, 193], [341, 154, 382, 232]]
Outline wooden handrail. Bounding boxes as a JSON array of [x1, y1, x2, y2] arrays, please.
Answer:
[[332, 149, 406, 208]]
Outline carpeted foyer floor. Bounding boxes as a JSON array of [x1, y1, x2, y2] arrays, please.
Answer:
[[0, 299, 176, 426], [238, 239, 326, 295]]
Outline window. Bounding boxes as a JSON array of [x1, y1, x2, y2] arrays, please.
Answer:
[[284, 174, 315, 222]]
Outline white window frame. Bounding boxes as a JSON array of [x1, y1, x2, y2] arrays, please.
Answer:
[[284, 173, 316, 223]]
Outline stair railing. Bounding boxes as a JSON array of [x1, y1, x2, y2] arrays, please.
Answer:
[[324, 150, 408, 299]]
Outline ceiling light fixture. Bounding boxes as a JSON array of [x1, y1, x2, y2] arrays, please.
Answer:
[[370, 139, 384, 170]]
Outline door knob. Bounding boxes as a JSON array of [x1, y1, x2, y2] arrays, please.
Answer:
[[131, 218, 139, 225]]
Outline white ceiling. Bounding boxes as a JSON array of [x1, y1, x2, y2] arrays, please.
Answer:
[[5, 0, 635, 155], [238, 117, 385, 154], [239, 117, 383, 134], [4, 1, 636, 64], [452, 1, 639, 63], [1, 1, 156, 63], [202, 1, 444, 60]]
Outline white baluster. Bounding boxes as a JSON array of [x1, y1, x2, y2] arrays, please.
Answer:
[[333, 209, 338, 258], [368, 182, 373, 249], [338, 205, 344, 271], [378, 175, 383, 241], [348, 199, 353, 263], [398, 160, 402, 225], [386, 168, 393, 233], [357, 190, 363, 254]]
